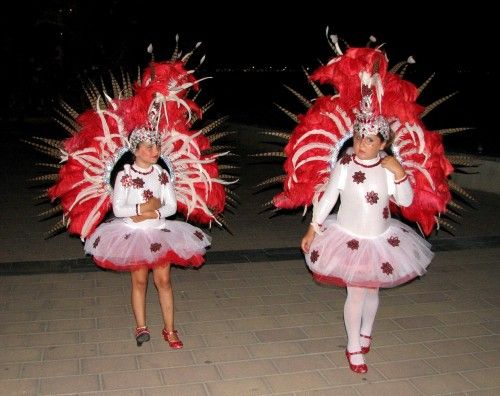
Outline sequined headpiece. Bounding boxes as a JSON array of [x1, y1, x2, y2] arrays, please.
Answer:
[[352, 94, 390, 141], [128, 127, 161, 153]]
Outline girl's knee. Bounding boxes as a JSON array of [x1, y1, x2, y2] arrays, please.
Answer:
[[131, 270, 148, 289], [154, 276, 171, 291], [347, 286, 367, 301], [153, 266, 171, 290], [132, 277, 148, 290]]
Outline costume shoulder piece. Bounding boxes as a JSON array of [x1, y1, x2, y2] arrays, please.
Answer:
[[28, 41, 237, 239], [260, 32, 476, 235]]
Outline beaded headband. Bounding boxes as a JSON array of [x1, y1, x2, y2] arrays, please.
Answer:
[[128, 128, 161, 153], [352, 94, 390, 141]]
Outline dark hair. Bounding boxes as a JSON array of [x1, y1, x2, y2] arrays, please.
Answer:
[[379, 129, 395, 147], [109, 151, 134, 187], [109, 152, 172, 188]]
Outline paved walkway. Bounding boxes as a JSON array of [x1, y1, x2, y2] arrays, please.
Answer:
[[0, 122, 499, 395]]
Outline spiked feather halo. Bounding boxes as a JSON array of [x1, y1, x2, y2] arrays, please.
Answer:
[[266, 41, 475, 236], [28, 43, 235, 239]]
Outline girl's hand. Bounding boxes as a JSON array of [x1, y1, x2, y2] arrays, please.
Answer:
[[301, 225, 316, 253], [130, 211, 158, 222], [141, 197, 161, 212], [130, 214, 146, 223], [381, 156, 406, 180]]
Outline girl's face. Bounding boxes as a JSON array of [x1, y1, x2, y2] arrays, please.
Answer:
[[353, 133, 385, 160], [134, 142, 160, 168]]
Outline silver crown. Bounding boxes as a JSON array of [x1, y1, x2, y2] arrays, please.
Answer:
[[128, 127, 161, 152], [352, 94, 390, 141]]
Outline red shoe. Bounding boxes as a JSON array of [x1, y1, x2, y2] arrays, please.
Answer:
[[345, 350, 368, 374], [162, 329, 183, 349], [360, 334, 372, 354], [135, 326, 150, 347]]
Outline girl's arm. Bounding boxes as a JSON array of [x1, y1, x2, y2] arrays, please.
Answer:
[[155, 172, 177, 219], [392, 174, 413, 207], [311, 162, 343, 227], [302, 163, 343, 252], [382, 156, 413, 207], [301, 224, 316, 253], [112, 170, 138, 218]]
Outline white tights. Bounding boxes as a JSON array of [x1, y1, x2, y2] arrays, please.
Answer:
[[344, 286, 379, 364]]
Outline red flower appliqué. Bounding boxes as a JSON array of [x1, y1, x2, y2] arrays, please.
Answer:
[[347, 239, 359, 250], [159, 172, 169, 185], [310, 250, 320, 263], [365, 191, 379, 205], [340, 154, 352, 165], [131, 177, 145, 189], [150, 243, 162, 252], [383, 207, 389, 219], [93, 236, 101, 248], [120, 175, 132, 187], [142, 190, 153, 200], [194, 231, 204, 240], [381, 262, 393, 275], [387, 236, 400, 247], [352, 171, 366, 184]]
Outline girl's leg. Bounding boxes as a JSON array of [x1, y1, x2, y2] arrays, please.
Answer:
[[344, 286, 367, 365], [130, 267, 149, 327], [360, 287, 379, 350], [153, 264, 182, 347], [152, 264, 174, 330]]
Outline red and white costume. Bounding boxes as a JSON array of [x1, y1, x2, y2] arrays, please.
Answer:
[[270, 46, 456, 288], [36, 46, 231, 271], [266, 38, 465, 372], [84, 164, 210, 271], [307, 153, 433, 288]]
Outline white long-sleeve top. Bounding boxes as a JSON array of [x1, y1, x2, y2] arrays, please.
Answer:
[[312, 153, 413, 237], [112, 164, 177, 229]]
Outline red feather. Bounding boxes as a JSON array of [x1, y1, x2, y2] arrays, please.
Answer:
[[48, 58, 227, 238], [274, 47, 453, 235]]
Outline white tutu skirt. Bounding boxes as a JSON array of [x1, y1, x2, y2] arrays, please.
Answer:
[[84, 218, 211, 271], [305, 215, 433, 288]]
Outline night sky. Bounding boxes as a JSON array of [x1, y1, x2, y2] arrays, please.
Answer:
[[3, 2, 495, 69], [1, 1, 497, 154]]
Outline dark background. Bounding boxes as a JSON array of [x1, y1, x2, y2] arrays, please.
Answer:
[[1, 1, 497, 156]]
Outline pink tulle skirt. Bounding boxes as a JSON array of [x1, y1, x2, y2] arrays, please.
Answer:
[[305, 215, 433, 288], [84, 218, 211, 271]]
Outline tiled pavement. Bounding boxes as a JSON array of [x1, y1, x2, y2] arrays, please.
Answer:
[[0, 122, 499, 395], [1, 247, 499, 395]]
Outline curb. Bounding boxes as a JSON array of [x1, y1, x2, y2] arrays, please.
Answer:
[[2, 235, 499, 275]]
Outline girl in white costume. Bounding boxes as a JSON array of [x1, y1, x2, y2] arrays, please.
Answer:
[[38, 47, 231, 349], [85, 128, 210, 349], [301, 95, 433, 373], [268, 42, 462, 374]]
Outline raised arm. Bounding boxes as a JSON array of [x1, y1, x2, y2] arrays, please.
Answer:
[[382, 156, 413, 207]]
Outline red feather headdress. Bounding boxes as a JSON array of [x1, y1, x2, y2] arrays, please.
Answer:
[[30, 44, 233, 239], [272, 45, 455, 235]]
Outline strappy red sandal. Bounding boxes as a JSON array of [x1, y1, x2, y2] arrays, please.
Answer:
[[360, 333, 372, 354], [345, 350, 368, 374], [162, 329, 183, 349], [135, 326, 150, 347]]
